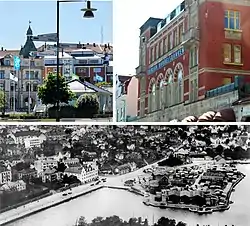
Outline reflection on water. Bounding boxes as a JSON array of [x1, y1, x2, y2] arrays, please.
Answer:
[[6, 165, 250, 226]]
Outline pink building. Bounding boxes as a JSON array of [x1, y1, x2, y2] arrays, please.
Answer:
[[126, 76, 138, 118]]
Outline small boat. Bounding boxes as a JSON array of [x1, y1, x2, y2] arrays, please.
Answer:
[[189, 207, 198, 213], [197, 207, 213, 214], [159, 203, 167, 209], [143, 201, 150, 206]]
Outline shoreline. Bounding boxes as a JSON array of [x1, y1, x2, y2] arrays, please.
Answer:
[[0, 185, 104, 226], [0, 162, 248, 225], [142, 173, 246, 214]]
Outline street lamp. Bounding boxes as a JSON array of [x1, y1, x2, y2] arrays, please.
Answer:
[[56, 0, 97, 122]]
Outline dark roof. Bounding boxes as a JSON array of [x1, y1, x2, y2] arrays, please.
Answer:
[[20, 25, 37, 58], [118, 75, 133, 83], [139, 17, 163, 35]]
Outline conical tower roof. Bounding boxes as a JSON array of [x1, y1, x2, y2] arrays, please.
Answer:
[[20, 22, 37, 58]]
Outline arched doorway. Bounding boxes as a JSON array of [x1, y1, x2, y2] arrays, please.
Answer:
[[9, 97, 17, 111]]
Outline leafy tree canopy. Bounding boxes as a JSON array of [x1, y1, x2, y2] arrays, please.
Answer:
[[38, 72, 75, 106]]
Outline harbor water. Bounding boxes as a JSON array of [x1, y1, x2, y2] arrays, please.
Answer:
[[5, 165, 250, 226]]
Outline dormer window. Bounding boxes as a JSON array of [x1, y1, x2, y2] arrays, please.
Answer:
[[4, 59, 10, 66]]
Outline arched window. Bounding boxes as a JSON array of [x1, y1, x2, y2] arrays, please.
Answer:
[[26, 83, 31, 92], [177, 70, 183, 103], [168, 73, 173, 106], [151, 83, 156, 112], [159, 80, 164, 109]]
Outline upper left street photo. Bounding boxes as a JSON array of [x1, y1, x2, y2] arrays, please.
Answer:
[[0, 0, 113, 122]]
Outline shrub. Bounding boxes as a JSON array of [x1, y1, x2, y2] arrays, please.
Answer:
[[76, 94, 99, 118], [48, 105, 76, 118], [48, 106, 57, 118], [60, 105, 76, 118]]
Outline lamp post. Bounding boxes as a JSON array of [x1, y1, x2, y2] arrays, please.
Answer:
[[55, 0, 97, 122]]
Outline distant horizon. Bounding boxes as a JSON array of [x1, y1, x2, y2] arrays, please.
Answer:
[[0, 0, 113, 50]]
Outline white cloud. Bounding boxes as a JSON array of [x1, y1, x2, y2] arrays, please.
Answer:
[[113, 0, 183, 75]]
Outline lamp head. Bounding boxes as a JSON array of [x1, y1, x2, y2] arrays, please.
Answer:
[[81, 0, 97, 18]]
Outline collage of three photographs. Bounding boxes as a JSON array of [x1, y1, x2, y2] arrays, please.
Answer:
[[0, 0, 250, 226]]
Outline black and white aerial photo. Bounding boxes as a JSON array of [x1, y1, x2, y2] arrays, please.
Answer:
[[0, 125, 249, 226]]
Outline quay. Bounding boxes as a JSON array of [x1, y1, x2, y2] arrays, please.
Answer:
[[0, 183, 143, 226], [0, 185, 104, 226]]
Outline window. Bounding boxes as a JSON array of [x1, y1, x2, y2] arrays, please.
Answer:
[[234, 45, 241, 63], [30, 61, 35, 67], [168, 33, 173, 49], [4, 60, 10, 66], [159, 41, 163, 56], [155, 43, 159, 59], [151, 47, 155, 63], [25, 71, 35, 79], [224, 10, 240, 30], [33, 84, 38, 92], [79, 68, 86, 73], [179, 24, 184, 43], [174, 29, 178, 46], [190, 47, 198, 67], [223, 44, 232, 63], [26, 83, 31, 92], [163, 38, 167, 53], [35, 71, 39, 79], [0, 70, 5, 79]]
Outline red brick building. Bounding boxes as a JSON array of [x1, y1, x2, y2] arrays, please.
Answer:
[[136, 0, 250, 121]]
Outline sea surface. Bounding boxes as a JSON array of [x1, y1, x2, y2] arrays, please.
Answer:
[[6, 165, 250, 226]]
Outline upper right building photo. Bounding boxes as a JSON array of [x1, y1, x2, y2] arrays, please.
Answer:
[[115, 0, 250, 122]]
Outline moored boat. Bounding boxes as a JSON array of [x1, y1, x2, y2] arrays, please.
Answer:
[[189, 207, 198, 212], [159, 203, 167, 209], [197, 207, 213, 214]]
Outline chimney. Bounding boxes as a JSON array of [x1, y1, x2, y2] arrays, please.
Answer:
[[93, 43, 96, 47], [1, 47, 3, 51]]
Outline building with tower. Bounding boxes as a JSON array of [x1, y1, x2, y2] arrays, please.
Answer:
[[135, 0, 250, 122], [0, 24, 44, 110], [0, 23, 113, 111]]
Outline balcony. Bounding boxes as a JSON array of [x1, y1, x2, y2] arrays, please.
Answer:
[[182, 27, 199, 48], [136, 65, 146, 77]]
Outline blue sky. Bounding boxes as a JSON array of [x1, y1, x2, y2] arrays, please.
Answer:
[[0, 0, 113, 49], [113, 0, 183, 75]]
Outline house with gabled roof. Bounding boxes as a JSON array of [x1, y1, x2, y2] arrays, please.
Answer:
[[66, 78, 113, 112]]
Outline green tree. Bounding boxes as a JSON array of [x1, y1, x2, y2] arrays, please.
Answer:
[[76, 94, 99, 117], [0, 90, 6, 115], [38, 72, 75, 106]]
